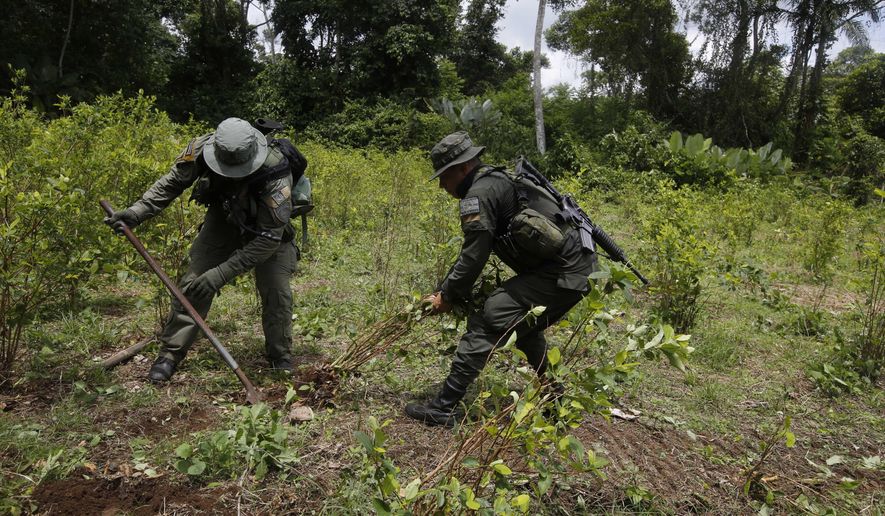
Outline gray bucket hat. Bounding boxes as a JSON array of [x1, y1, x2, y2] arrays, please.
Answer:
[[203, 117, 269, 178], [429, 131, 485, 180]]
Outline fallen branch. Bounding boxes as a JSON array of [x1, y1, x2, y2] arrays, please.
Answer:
[[100, 335, 156, 369]]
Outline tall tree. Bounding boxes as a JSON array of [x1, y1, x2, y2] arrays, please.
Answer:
[[779, 0, 883, 161], [160, 0, 260, 122], [838, 52, 885, 137], [0, 0, 178, 111], [686, 0, 784, 146], [273, 0, 458, 117], [548, 0, 689, 118], [250, 0, 281, 58], [530, 0, 574, 155], [454, 0, 508, 95], [827, 44, 876, 77], [534, 0, 548, 155]]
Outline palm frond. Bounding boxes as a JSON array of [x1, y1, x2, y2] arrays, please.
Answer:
[[839, 18, 870, 47]]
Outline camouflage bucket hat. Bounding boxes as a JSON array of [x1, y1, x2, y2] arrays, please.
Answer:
[[203, 117, 269, 178], [429, 131, 485, 181]]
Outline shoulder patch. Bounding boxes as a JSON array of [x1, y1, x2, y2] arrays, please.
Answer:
[[175, 139, 196, 163], [460, 196, 480, 217], [265, 185, 291, 209], [264, 185, 292, 224], [175, 134, 211, 163]]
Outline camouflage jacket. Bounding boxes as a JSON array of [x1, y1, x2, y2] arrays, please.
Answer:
[[438, 165, 595, 303], [128, 134, 294, 281]]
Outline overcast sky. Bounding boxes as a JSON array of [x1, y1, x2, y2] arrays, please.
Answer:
[[497, 0, 885, 89]]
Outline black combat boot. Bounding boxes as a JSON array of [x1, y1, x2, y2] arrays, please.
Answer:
[[269, 357, 294, 374], [405, 379, 466, 428], [148, 357, 178, 383]]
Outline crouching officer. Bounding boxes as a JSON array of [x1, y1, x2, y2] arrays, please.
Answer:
[[105, 118, 300, 382], [406, 131, 597, 427]]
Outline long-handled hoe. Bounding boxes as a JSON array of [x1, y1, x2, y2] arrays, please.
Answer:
[[100, 200, 262, 404]]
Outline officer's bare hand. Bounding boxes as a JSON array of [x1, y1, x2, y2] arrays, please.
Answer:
[[424, 292, 452, 314], [103, 208, 140, 234]]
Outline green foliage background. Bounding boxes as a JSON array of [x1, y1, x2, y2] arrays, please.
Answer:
[[1, 0, 884, 511], [0, 80, 882, 514]]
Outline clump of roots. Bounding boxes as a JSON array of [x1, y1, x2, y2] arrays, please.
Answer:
[[296, 304, 432, 406], [293, 363, 340, 406]]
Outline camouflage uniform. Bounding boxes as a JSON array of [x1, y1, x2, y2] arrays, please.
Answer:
[[110, 118, 298, 379], [406, 131, 597, 427], [438, 164, 597, 392]]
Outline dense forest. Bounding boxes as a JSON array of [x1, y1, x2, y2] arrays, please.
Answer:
[[3, 0, 883, 179], [1, 0, 883, 514]]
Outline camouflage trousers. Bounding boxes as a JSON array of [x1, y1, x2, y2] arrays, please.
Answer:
[[157, 215, 298, 365], [445, 264, 593, 393]]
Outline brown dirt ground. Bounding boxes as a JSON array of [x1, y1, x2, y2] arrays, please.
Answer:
[[9, 325, 882, 514], [573, 417, 744, 513], [0, 377, 72, 413], [775, 283, 860, 313], [32, 470, 233, 515]]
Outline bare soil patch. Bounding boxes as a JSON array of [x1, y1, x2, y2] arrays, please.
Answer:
[[0, 378, 71, 413], [574, 417, 745, 513], [115, 405, 220, 438], [33, 472, 233, 515]]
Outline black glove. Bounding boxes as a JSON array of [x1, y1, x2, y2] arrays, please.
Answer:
[[103, 208, 140, 234], [187, 268, 227, 299]]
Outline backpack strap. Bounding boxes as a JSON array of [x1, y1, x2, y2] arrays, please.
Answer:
[[495, 165, 572, 235], [245, 161, 291, 191], [479, 165, 533, 208]]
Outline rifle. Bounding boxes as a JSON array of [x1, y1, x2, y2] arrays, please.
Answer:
[[514, 158, 650, 285]]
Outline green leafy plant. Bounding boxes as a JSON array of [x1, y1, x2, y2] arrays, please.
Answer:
[[354, 416, 407, 514], [354, 266, 692, 514], [174, 403, 297, 481], [0, 85, 202, 381], [0, 120, 88, 380], [306, 97, 449, 150], [800, 201, 850, 283], [428, 97, 503, 140], [743, 410, 796, 502], [639, 183, 712, 332], [808, 353, 864, 395], [808, 241, 884, 395], [625, 484, 655, 508], [598, 122, 669, 173], [856, 238, 884, 376], [788, 306, 829, 337], [706, 186, 761, 256], [664, 132, 792, 186]]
